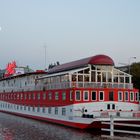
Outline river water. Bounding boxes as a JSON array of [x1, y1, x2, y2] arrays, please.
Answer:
[[0, 112, 139, 140]]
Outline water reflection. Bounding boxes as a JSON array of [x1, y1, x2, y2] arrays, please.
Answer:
[[0, 112, 139, 140], [0, 113, 105, 140]]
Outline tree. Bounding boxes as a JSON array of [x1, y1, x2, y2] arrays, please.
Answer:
[[130, 62, 140, 91]]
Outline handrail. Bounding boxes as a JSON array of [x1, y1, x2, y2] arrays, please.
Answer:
[[0, 81, 133, 92], [102, 115, 140, 137]]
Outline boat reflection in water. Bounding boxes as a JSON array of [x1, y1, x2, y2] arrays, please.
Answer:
[[1, 113, 140, 140], [0, 112, 102, 140]]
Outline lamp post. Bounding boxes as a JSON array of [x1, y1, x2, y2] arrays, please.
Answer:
[[128, 57, 136, 74]]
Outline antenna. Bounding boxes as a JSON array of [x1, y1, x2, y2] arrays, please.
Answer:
[[44, 45, 47, 70]]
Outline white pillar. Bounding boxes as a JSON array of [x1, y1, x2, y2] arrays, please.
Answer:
[[110, 115, 114, 137]]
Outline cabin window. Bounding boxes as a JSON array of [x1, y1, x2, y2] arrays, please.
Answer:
[[72, 75, 77, 81], [17, 94, 20, 100], [130, 92, 134, 101], [37, 93, 40, 100], [75, 91, 81, 101], [83, 91, 89, 101], [109, 91, 114, 101], [20, 106, 22, 110], [42, 106, 45, 113], [62, 92, 66, 100], [62, 108, 66, 116], [43, 92, 46, 100], [48, 92, 52, 100], [70, 90, 73, 101], [24, 105, 26, 110], [28, 93, 31, 100], [124, 91, 129, 101], [48, 107, 51, 114], [99, 91, 104, 101], [118, 91, 123, 101], [20, 93, 23, 100], [17, 105, 19, 110], [78, 75, 83, 82], [55, 107, 58, 115], [24, 94, 27, 100], [91, 91, 97, 101], [33, 106, 35, 112], [37, 106, 40, 112], [33, 93, 36, 100], [107, 104, 110, 110], [135, 92, 139, 101], [55, 92, 59, 100], [112, 104, 115, 110]]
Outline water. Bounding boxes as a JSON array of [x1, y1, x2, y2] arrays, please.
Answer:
[[0, 112, 139, 140]]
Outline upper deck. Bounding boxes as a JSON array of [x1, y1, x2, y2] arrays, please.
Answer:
[[0, 54, 133, 92], [37, 54, 133, 91]]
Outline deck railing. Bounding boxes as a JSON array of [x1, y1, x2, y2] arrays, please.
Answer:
[[42, 82, 133, 90], [0, 81, 133, 92]]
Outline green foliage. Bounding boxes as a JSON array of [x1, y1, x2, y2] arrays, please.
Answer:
[[131, 62, 140, 90]]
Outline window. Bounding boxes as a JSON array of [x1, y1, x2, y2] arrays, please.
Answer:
[[55, 107, 58, 115], [16, 94, 19, 100], [20, 93, 23, 100], [99, 91, 104, 101], [62, 92, 66, 100], [91, 91, 97, 101], [42, 106, 45, 113], [109, 91, 114, 101], [48, 92, 52, 100], [17, 105, 19, 110], [130, 92, 134, 101], [24, 105, 26, 110], [70, 90, 73, 101], [37, 93, 40, 100], [62, 108, 66, 116], [55, 92, 59, 100], [136, 92, 139, 101], [75, 91, 81, 101], [20, 106, 22, 110], [83, 91, 89, 101], [37, 106, 40, 112], [48, 107, 51, 114], [43, 93, 46, 100], [33, 106, 35, 112], [28, 93, 31, 100], [33, 93, 36, 100], [112, 104, 115, 110], [118, 91, 123, 101], [107, 104, 110, 110], [24, 94, 27, 100], [124, 91, 129, 101]]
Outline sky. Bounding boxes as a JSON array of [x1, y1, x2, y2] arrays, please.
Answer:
[[0, 0, 140, 70]]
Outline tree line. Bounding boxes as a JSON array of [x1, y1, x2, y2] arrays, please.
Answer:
[[130, 62, 140, 91]]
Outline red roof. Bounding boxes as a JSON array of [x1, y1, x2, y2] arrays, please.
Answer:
[[48, 54, 114, 74]]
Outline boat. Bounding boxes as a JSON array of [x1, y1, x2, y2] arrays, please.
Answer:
[[0, 54, 140, 129]]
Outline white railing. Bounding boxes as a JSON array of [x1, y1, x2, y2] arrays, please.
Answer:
[[102, 115, 140, 137], [0, 82, 133, 92], [43, 82, 133, 90]]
